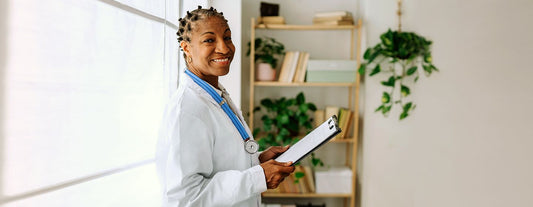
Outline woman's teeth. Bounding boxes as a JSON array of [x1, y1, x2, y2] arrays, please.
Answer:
[[213, 58, 229, 62]]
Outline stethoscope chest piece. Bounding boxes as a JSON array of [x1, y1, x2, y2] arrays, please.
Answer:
[[244, 139, 259, 154]]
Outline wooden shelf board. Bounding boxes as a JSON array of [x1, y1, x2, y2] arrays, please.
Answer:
[[262, 193, 352, 198], [255, 24, 359, 30], [329, 138, 354, 143], [255, 82, 356, 87]]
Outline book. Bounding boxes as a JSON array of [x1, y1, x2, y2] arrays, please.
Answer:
[[303, 166, 316, 193], [324, 106, 340, 122], [306, 59, 358, 83], [293, 52, 309, 83], [313, 109, 325, 128], [314, 11, 352, 18], [342, 111, 354, 138], [285, 51, 300, 83], [307, 59, 358, 71], [258, 16, 286, 24], [313, 20, 354, 25], [277, 51, 294, 82], [337, 108, 353, 139], [313, 15, 354, 22]]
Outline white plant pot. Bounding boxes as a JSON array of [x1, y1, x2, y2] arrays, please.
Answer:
[[255, 63, 276, 81]]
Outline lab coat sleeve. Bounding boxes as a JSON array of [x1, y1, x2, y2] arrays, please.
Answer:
[[164, 111, 267, 207]]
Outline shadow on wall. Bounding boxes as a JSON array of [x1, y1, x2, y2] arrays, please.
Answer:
[[0, 0, 8, 200]]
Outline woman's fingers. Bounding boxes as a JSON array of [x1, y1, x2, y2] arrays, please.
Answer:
[[259, 145, 291, 163], [260, 160, 296, 189]]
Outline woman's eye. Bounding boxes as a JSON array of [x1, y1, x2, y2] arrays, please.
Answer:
[[203, 39, 215, 43], [224, 36, 232, 41]]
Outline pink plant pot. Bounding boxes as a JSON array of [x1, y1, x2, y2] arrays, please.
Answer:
[[256, 63, 277, 81]]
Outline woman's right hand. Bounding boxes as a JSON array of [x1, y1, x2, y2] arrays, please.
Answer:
[[260, 160, 295, 189]]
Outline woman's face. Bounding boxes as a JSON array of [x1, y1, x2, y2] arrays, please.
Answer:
[[181, 16, 235, 80]]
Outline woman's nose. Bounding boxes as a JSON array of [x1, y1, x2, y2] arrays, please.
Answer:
[[216, 39, 231, 54]]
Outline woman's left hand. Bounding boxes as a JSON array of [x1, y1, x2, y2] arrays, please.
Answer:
[[259, 145, 290, 163]]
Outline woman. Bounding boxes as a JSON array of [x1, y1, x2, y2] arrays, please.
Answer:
[[156, 6, 295, 207]]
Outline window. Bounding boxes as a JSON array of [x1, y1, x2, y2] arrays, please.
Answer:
[[1, 0, 180, 206]]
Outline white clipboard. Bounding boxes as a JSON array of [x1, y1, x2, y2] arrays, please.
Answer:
[[275, 115, 341, 165]]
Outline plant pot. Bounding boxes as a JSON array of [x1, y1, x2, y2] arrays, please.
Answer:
[[255, 63, 276, 81]]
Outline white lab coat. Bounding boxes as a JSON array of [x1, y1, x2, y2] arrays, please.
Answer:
[[156, 73, 267, 207]]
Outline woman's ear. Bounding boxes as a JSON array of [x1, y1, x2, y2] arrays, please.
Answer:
[[180, 41, 190, 56]]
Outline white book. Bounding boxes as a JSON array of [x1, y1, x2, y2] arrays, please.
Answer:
[[307, 59, 358, 71], [314, 11, 352, 18], [284, 51, 300, 82]]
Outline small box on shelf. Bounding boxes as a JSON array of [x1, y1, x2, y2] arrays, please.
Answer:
[[306, 60, 357, 83], [315, 166, 352, 194]]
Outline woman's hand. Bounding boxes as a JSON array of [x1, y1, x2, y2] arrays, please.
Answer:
[[260, 160, 295, 189], [259, 145, 290, 163]]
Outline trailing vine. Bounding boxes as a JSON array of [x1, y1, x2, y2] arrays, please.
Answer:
[[358, 29, 439, 120]]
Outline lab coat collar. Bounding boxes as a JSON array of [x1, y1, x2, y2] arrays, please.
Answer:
[[181, 70, 228, 104]]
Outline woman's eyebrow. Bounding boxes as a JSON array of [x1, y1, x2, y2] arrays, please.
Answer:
[[201, 31, 215, 36]]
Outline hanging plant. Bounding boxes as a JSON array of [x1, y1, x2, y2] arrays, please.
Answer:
[[358, 29, 439, 120]]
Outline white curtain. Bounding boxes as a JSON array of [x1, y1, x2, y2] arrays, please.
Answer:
[[1, 0, 179, 206]]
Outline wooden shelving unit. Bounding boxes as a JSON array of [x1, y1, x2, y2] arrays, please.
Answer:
[[248, 18, 362, 207]]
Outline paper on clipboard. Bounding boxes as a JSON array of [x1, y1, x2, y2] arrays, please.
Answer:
[[275, 115, 341, 164]]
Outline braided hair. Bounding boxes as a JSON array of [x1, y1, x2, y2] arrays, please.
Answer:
[[177, 6, 228, 61]]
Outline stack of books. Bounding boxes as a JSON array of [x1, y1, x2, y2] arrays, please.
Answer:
[[312, 11, 354, 26], [306, 59, 358, 83], [314, 106, 353, 139], [258, 16, 286, 25], [277, 51, 310, 83]]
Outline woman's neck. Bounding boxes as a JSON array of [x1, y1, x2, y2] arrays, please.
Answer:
[[188, 68, 220, 89]]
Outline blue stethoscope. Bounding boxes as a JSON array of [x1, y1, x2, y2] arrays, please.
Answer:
[[185, 69, 259, 154]]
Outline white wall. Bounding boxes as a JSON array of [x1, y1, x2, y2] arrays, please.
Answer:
[[213, 0, 243, 107], [360, 0, 533, 207]]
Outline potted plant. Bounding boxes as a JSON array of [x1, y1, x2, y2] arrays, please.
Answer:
[[246, 37, 285, 81], [252, 92, 317, 150], [358, 29, 439, 120], [253, 92, 322, 183]]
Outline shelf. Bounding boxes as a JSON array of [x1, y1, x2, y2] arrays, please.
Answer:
[[262, 193, 352, 198], [329, 138, 354, 143], [255, 81, 356, 87], [255, 24, 359, 30]]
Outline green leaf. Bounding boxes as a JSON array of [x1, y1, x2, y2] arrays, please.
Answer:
[[381, 92, 390, 103], [414, 76, 419, 82], [368, 48, 381, 63], [423, 64, 432, 74], [358, 63, 367, 75], [399, 112, 408, 120], [381, 76, 396, 87], [431, 64, 439, 72], [260, 99, 273, 108], [277, 114, 290, 125], [382, 105, 392, 115], [295, 172, 305, 178], [375, 105, 384, 112], [299, 104, 308, 113], [424, 53, 432, 63], [308, 103, 317, 111], [363, 48, 372, 60], [401, 85, 410, 97], [369, 64, 381, 76], [403, 102, 413, 111], [296, 92, 305, 104], [406, 66, 417, 76]]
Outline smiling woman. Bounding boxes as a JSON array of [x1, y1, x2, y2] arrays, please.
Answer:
[[155, 6, 296, 207]]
